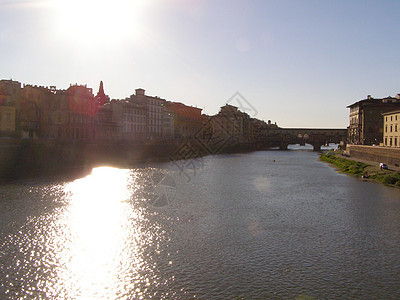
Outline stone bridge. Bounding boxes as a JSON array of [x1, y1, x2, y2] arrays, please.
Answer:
[[262, 128, 348, 151]]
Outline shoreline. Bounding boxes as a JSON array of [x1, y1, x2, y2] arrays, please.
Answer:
[[0, 144, 330, 185], [320, 151, 400, 188]]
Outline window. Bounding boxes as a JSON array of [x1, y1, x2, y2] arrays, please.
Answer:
[[395, 138, 398, 147], [391, 125, 393, 132], [385, 137, 388, 145]]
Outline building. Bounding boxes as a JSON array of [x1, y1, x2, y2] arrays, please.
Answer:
[[210, 104, 251, 143], [166, 101, 202, 139], [163, 107, 175, 140], [131, 89, 165, 140], [110, 99, 147, 141], [347, 95, 400, 145], [95, 103, 121, 140], [47, 84, 97, 140], [382, 110, 400, 147], [248, 118, 268, 142], [0, 80, 21, 107], [0, 80, 21, 135], [0, 106, 16, 133], [20, 84, 57, 138]]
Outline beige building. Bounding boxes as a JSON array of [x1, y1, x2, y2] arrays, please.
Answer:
[[0, 80, 21, 108], [163, 107, 175, 140], [110, 99, 147, 141], [0, 80, 20, 135], [0, 106, 16, 133], [383, 110, 400, 147], [131, 89, 165, 140]]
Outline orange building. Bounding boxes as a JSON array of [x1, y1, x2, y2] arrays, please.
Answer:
[[166, 101, 202, 139]]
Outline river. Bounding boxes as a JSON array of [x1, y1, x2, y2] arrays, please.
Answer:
[[1, 146, 400, 299]]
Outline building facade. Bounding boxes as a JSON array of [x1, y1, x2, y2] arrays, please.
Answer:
[[95, 104, 121, 140], [163, 107, 175, 140], [347, 95, 400, 145], [383, 110, 400, 147], [210, 104, 251, 143], [0, 106, 16, 133], [110, 99, 147, 141], [51, 84, 97, 140], [166, 101, 202, 139], [20, 84, 56, 138], [131, 89, 165, 140], [0, 80, 21, 108]]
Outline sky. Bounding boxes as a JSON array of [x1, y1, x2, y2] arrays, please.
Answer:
[[1, 0, 400, 128]]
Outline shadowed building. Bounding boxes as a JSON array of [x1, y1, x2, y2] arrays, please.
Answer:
[[166, 101, 202, 139], [0, 106, 16, 133], [210, 104, 250, 143], [95, 103, 121, 141], [347, 95, 400, 145], [20, 84, 57, 138], [110, 99, 147, 141], [130, 89, 165, 141], [163, 107, 175, 140], [0, 80, 21, 108], [0, 80, 21, 135], [49, 84, 97, 140]]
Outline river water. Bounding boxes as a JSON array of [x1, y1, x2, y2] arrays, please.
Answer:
[[1, 146, 400, 299]]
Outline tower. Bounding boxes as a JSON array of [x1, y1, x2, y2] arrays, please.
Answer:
[[95, 81, 109, 106]]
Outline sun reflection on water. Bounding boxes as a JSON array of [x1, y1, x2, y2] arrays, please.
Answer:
[[46, 166, 154, 299]]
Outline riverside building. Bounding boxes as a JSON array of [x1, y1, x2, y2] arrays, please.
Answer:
[[131, 89, 165, 141], [382, 110, 400, 147], [347, 95, 400, 145]]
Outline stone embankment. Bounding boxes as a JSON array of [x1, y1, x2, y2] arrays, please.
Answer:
[[0, 138, 268, 183], [346, 144, 400, 166]]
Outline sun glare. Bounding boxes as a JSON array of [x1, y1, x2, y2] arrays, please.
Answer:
[[49, 167, 146, 298], [52, 0, 144, 44]]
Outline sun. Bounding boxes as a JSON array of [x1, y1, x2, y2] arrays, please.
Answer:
[[52, 0, 144, 44]]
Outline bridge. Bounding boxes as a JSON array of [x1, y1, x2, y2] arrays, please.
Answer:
[[261, 128, 348, 151]]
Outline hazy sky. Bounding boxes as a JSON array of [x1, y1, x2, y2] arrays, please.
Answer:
[[1, 0, 400, 128]]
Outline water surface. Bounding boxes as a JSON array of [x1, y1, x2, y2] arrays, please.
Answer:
[[1, 147, 400, 299]]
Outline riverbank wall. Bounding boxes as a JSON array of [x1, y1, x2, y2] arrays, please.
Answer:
[[346, 144, 400, 166], [0, 139, 268, 183]]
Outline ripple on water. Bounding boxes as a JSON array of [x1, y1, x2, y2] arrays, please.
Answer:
[[1, 153, 400, 299]]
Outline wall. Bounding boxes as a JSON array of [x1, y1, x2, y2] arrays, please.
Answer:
[[347, 144, 400, 166]]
